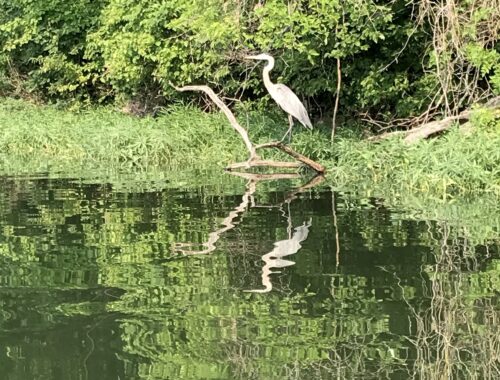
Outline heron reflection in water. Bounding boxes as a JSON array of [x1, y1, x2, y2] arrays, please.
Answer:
[[246, 218, 312, 294]]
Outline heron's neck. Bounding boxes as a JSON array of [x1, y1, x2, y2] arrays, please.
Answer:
[[262, 57, 275, 90]]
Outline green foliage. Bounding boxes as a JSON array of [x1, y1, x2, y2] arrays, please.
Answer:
[[0, 0, 106, 100], [466, 43, 500, 95], [5, 0, 497, 119], [245, 0, 399, 98], [85, 0, 244, 101]]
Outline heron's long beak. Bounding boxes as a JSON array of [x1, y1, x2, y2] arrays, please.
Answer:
[[244, 55, 261, 60]]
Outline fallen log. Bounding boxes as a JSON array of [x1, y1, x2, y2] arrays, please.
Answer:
[[369, 96, 500, 143], [404, 112, 471, 143], [173, 84, 325, 174]]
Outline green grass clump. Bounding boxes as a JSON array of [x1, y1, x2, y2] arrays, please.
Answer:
[[0, 98, 250, 170]]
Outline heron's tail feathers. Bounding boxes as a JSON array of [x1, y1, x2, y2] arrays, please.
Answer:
[[297, 108, 313, 129], [301, 116, 313, 130]]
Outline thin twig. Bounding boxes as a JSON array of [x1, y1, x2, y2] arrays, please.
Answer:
[[331, 190, 340, 266], [331, 57, 342, 142]]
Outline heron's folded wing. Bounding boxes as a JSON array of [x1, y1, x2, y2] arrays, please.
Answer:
[[273, 84, 313, 129]]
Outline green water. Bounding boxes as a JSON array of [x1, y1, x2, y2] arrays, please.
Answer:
[[0, 171, 498, 379]]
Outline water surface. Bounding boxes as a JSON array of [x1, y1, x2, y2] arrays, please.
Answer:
[[0, 172, 498, 379]]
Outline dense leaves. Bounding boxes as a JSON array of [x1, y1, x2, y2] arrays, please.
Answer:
[[0, 0, 106, 99], [0, 0, 498, 119]]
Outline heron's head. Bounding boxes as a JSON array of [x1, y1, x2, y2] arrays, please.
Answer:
[[244, 53, 273, 62]]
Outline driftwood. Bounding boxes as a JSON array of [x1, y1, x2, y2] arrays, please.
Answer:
[[173, 84, 257, 159], [173, 84, 325, 174], [370, 96, 500, 143]]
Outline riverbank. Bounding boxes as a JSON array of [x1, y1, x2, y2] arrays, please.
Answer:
[[1, 98, 499, 198]]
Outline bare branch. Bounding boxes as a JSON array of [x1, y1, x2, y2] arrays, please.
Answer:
[[173, 83, 326, 173], [173, 84, 257, 159]]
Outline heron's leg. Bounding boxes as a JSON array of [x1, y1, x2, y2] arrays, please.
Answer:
[[281, 115, 294, 143]]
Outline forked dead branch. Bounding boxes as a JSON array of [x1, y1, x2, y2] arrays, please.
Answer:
[[173, 84, 326, 174]]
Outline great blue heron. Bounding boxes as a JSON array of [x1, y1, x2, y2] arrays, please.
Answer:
[[245, 53, 312, 142]]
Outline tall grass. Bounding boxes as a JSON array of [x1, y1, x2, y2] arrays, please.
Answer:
[[328, 124, 500, 197], [0, 98, 499, 198], [0, 99, 251, 169]]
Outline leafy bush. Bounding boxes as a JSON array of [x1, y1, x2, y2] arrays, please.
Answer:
[[0, 0, 106, 100], [1, 0, 498, 120]]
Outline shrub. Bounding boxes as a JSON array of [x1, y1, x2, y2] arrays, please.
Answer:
[[1, 0, 498, 121]]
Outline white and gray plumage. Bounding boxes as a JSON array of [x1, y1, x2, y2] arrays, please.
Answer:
[[245, 53, 312, 142]]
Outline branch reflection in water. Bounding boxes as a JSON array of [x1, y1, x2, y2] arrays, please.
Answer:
[[174, 173, 322, 256], [174, 179, 257, 255]]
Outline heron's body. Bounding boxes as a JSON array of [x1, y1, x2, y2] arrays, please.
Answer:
[[246, 53, 312, 141]]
